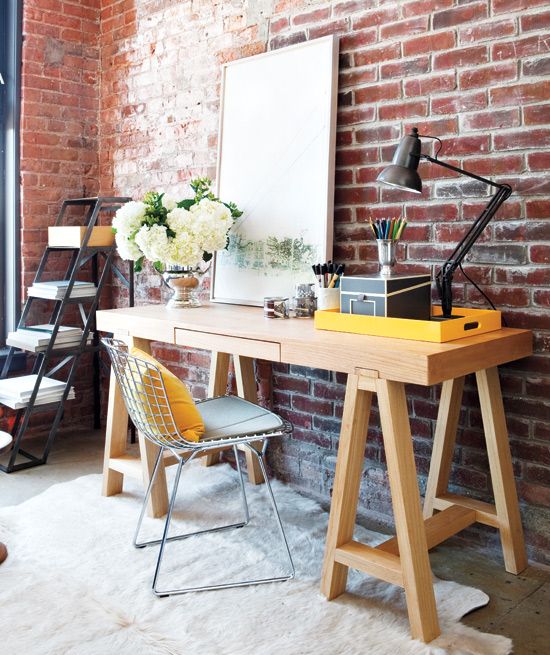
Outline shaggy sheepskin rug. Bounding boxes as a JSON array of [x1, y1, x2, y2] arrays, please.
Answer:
[[0, 462, 511, 655]]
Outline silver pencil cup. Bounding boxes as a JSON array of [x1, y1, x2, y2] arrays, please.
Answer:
[[377, 239, 397, 277]]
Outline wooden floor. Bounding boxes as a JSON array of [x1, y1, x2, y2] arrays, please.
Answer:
[[2, 428, 549, 654]]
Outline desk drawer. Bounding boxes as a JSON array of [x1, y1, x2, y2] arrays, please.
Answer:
[[174, 328, 280, 361]]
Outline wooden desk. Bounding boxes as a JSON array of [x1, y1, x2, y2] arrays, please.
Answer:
[[96, 303, 532, 643]]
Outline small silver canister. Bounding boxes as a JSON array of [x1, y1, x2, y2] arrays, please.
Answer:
[[264, 296, 289, 319], [376, 239, 397, 277], [292, 283, 317, 318]]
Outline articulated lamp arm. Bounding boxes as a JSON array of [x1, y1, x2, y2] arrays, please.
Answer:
[[420, 155, 512, 318], [376, 128, 513, 318]]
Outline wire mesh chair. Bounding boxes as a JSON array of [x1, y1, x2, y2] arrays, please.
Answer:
[[102, 338, 295, 596]]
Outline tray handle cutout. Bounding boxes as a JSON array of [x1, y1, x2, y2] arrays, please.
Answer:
[[464, 321, 479, 331]]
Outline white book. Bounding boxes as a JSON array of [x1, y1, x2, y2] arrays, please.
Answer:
[[3, 388, 75, 410], [28, 287, 97, 300], [32, 281, 95, 290], [29, 285, 95, 293], [6, 389, 66, 403], [6, 335, 92, 353], [0, 375, 66, 401], [8, 325, 84, 347], [32, 324, 83, 336]]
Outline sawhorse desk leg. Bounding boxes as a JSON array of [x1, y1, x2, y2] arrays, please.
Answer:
[[203, 351, 264, 485], [322, 367, 527, 643], [424, 367, 527, 574], [234, 355, 264, 485], [102, 336, 169, 518], [377, 378, 440, 642], [321, 372, 440, 643], [320, 373, 372, 599], [101, 363, 127, 497], [202, 351, 230, 469]]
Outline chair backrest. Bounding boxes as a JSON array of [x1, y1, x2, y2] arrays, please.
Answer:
[[102, 338, 180, 449]]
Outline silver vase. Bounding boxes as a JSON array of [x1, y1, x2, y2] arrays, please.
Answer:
[[377, 239, 397, 277], [162, 267, 203, 308]]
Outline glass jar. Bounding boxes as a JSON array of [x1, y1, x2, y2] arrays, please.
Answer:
[[292, 283, 317, 318], [264, 296, 289, 319]]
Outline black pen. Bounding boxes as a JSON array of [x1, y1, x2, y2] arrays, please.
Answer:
[[312, 264, 323, 288], [321, 263, 328, 288]]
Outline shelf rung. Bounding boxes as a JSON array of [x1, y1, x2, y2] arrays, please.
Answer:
[[7, 345, 94, 356], [26, 295, 97, 304], [0, 459, 43, 473], [46, 246, 115, 252], [0, 397, 75, 412], [16, 448, 42, 463]]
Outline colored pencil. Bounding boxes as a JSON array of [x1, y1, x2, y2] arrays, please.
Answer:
[[366, 216, 407, 242]]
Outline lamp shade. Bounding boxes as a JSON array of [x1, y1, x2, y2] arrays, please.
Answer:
[[377, 127, 423, 194]]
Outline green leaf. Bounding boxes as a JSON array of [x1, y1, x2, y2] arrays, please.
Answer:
[[224, 201, 243, 218], [190, 176, 213, 202], [134, 256, 144, 273], [143, 191, 158, 206], [153, 261, 164, 273], [111, 227, 117, 234], [177, 198, 195, 210]]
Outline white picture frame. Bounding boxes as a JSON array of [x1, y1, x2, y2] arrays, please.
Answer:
[[211, 36, 339, 306]]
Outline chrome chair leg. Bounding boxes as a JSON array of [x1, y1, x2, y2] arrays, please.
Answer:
[[234, 445, 250, 526], [148, 445, 294, 596], [134, 446, 165, 548], [246, 445, 295, 582], [153, 456, 185, 596], [135, 449, 250, 550]]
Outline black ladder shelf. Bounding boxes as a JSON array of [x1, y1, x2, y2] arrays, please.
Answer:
[[0, 196, 133, 473]]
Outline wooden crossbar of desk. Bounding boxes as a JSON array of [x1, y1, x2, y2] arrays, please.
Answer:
[[335, 541, 403, 587], [432, 493, 499, 528], [96, 302, 532, 644], [333, 506, 476, 592], [377, 505, 477, 556]]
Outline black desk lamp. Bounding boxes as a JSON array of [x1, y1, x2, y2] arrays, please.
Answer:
[[377, 127, 512, 319]]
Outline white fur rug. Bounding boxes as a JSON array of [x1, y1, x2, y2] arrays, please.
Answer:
[[0, 463, 511, 655]]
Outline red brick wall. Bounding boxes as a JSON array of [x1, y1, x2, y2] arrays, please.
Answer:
[[19, 1, 549, 562], [98, 0, 550, 563], [98, 0, 272, 305], [263, 0, 550, 564], [16, 0, 101, 428], [21, 0, 100, 285]]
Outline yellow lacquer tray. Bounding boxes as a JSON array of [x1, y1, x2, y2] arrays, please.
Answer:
[[314, 306, 502, 343]]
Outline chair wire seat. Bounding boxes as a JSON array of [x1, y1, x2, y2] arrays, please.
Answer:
[[102, 337, 295, 596]]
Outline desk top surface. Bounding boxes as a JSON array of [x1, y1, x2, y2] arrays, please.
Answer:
[[96, 303, 532, 385]]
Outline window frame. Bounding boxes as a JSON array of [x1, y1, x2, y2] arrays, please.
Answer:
[[1, 0, 22, 347]]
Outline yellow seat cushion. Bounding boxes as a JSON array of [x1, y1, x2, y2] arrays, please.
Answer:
[[130, 347, 205, 443]]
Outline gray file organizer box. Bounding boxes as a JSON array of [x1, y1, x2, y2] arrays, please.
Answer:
[[340, 274, 431, 320]]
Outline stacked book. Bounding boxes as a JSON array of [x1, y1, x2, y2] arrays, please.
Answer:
[[0, 375, 75, 410], [27, 280, 97, 300], [6, 325, 92, 353]]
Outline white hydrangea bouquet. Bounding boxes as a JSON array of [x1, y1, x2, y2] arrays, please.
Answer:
[[112, 177, 242, 273]]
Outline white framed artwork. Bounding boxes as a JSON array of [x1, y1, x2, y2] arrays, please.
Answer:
[[211, 36, 339, 306]]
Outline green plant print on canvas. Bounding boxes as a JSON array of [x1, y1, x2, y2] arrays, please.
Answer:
[[220, 233, 317, 275]]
